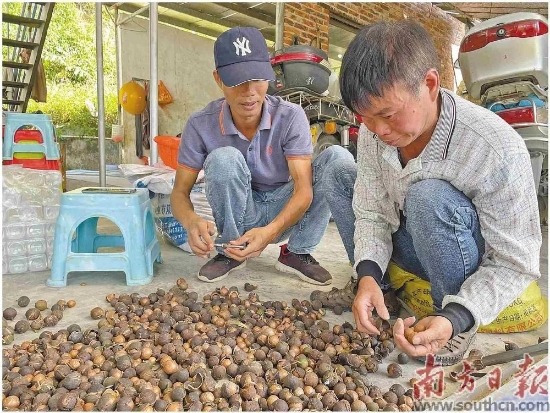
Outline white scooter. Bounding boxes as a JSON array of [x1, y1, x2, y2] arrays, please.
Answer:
[[268, 43, 360, 159], [458, 12, 548, 222]]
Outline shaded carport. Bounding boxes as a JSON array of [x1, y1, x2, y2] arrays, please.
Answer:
[[95, 2, 548, 184]]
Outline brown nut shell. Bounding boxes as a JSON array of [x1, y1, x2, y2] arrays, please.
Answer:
[[404, 328, 416, 344]]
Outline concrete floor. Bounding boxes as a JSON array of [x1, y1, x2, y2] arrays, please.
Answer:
[[2, 174, 548, 403]]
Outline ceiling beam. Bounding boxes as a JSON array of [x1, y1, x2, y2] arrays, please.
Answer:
[[433, 2, 478, 27], [260, 29, 276, 43], [329, 15, 361, 33], [449, 2, 546, 10], [159, 3, 238, 29], [212, 2, 276, 25], [113, 3, 222, 39], [162, 3, 276, 42], [467, 5, 547, 14]]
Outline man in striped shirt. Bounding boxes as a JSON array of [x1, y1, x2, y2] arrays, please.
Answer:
[[322, 20, 541, 364]]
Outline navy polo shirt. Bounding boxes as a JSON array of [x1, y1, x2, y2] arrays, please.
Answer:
[[177, 95, 312, 192]]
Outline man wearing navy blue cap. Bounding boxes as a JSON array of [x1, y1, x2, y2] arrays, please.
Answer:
[[171, 27, 350, 284]]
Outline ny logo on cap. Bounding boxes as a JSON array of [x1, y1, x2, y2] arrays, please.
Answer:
[[233, 37, 251, 56]]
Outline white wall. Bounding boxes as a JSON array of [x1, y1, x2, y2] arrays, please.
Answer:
[[119, 17, 222, 163]]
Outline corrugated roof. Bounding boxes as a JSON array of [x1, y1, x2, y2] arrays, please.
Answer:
[[434, 2, 547, 25], [106, 2, 548, 69]]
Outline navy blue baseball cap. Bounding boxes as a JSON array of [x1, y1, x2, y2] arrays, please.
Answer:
[[214, 27, 275, 87]]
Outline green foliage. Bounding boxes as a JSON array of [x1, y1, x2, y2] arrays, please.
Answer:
[[2, 3, 37, 61], [27, 86, 118, 139], [41, 3, 117, 88], [1, 2, 20, 14], [6, 2, 118, 136]]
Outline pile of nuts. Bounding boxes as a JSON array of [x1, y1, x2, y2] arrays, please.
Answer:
[[2, 279, 417, 411], [3, 297, 76, 345]]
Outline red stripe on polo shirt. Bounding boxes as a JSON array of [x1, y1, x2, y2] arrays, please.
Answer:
[[286, 155, 313, 160], [219, 101, 226, 135], [177, 163, 201, 173]]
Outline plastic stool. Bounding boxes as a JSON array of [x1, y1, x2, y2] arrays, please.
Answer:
[[3, 113, 60, 160], [14, 129, 44, 143], [3, 157, 61, 170], [46, 187, 162, 287]]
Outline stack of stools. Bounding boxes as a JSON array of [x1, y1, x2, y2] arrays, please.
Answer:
[[2, 112, 61, 171], [46, 187, 162, 287]]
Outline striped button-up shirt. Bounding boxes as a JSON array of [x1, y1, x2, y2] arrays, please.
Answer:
[[353, 88, 542, 328]]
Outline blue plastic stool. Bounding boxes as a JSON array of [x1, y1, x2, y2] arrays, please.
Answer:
[[3, 113, 60, 160], [47, 187, 162, 287]]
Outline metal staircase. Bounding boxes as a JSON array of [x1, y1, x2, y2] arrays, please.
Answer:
[[2, 2, 54, 113]]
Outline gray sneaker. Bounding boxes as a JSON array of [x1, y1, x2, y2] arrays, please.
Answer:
[[417, 332, 476, 367], [197, 254, 246, 282], [275, 244, 332, 286], [311, 278, 357, 308]]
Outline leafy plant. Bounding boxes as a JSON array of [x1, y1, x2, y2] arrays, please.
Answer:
[[28, 84, 118, 139], [16, 2, 118, 136]]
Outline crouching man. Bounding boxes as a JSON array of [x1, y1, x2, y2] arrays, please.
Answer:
[[322, 20, 541, 364]]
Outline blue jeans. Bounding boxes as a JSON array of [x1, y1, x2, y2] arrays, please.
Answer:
[[203, 145, 350, 255], [322, 157, 485, 310]]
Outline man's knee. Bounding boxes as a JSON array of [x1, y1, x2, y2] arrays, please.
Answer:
[[204, 147, 247, 180], [405, 179, 457, 216], [316, 145, 355, 166], [320, 148, 356, 187]]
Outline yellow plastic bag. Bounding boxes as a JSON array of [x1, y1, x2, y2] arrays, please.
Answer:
[[387, 262, 547, 333]]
